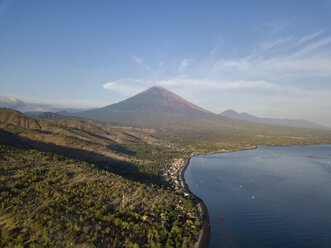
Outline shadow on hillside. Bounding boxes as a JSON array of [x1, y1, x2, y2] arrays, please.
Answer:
[[0, 129, 170, 187], [122, 132, 141, 140], [72, 127, 115, 143], [71, 127, 137, 156], [107, 144, 136, 156]]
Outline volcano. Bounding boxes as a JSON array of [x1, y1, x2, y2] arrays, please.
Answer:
[[73, 86, 221, 127]]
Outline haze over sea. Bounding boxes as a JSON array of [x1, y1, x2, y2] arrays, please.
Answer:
[[185, 145, 331, 248]]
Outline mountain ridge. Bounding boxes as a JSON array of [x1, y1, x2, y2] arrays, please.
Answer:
[[220, 109, 330, 130]]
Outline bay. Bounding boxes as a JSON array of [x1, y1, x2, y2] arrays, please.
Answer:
[[185, 145, 331, 248]]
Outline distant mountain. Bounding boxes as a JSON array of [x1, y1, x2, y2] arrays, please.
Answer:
[[220, 109, 330, 130], [37, 112, 77, 120], [24, 111, 44, 117], [221, 109, 259, 122], [73, 86, 221, 127]]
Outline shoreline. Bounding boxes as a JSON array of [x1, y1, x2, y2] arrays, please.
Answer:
[[181, 156, 210, 248], [180, 146, 257, 248]]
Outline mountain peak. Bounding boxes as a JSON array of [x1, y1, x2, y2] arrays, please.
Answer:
[[141, 85, 169, 95], [222, 109, 238, 115], [147, 85, 167, 90], [121, 86, 211, 115]]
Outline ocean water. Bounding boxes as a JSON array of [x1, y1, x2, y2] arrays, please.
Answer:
[[184, 145, 331, 248]]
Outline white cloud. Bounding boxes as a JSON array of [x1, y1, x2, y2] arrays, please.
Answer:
[[259, 37, 292, 52], [103, 78, 151, 96], [131, 54, 151, 71], [296, 30, 325, 45], [178, 58, 190, 72], [208, 32, 331, 82], [103, 77, 282, 95], [290, 36, 331, 58], [157, 78, 280, 91], [131, 54, 143, 64]]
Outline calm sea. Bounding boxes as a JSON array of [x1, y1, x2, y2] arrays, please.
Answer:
[[185, 145, 331, 248]]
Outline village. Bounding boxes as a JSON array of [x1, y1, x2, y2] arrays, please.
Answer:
[[163, 158, 186, 193]]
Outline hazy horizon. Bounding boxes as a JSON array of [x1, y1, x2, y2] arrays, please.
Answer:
[[1, 1, 331, 126]]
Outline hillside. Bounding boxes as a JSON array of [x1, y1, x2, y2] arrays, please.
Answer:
[[0, 108, 201, 247], [220, 109, 330, 130], [0, 108, 41, 129], [0, 108, 178, 177], [0, 145, 200, 247]]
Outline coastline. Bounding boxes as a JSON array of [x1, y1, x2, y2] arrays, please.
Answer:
[[179, 146, 257, 248], [181, 156, 210, 248]]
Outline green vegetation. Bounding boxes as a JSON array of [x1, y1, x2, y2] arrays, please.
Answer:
[[0, 145, 198, 247]]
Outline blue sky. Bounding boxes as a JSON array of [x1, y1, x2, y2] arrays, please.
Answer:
[[1, 0, 331, 126]]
